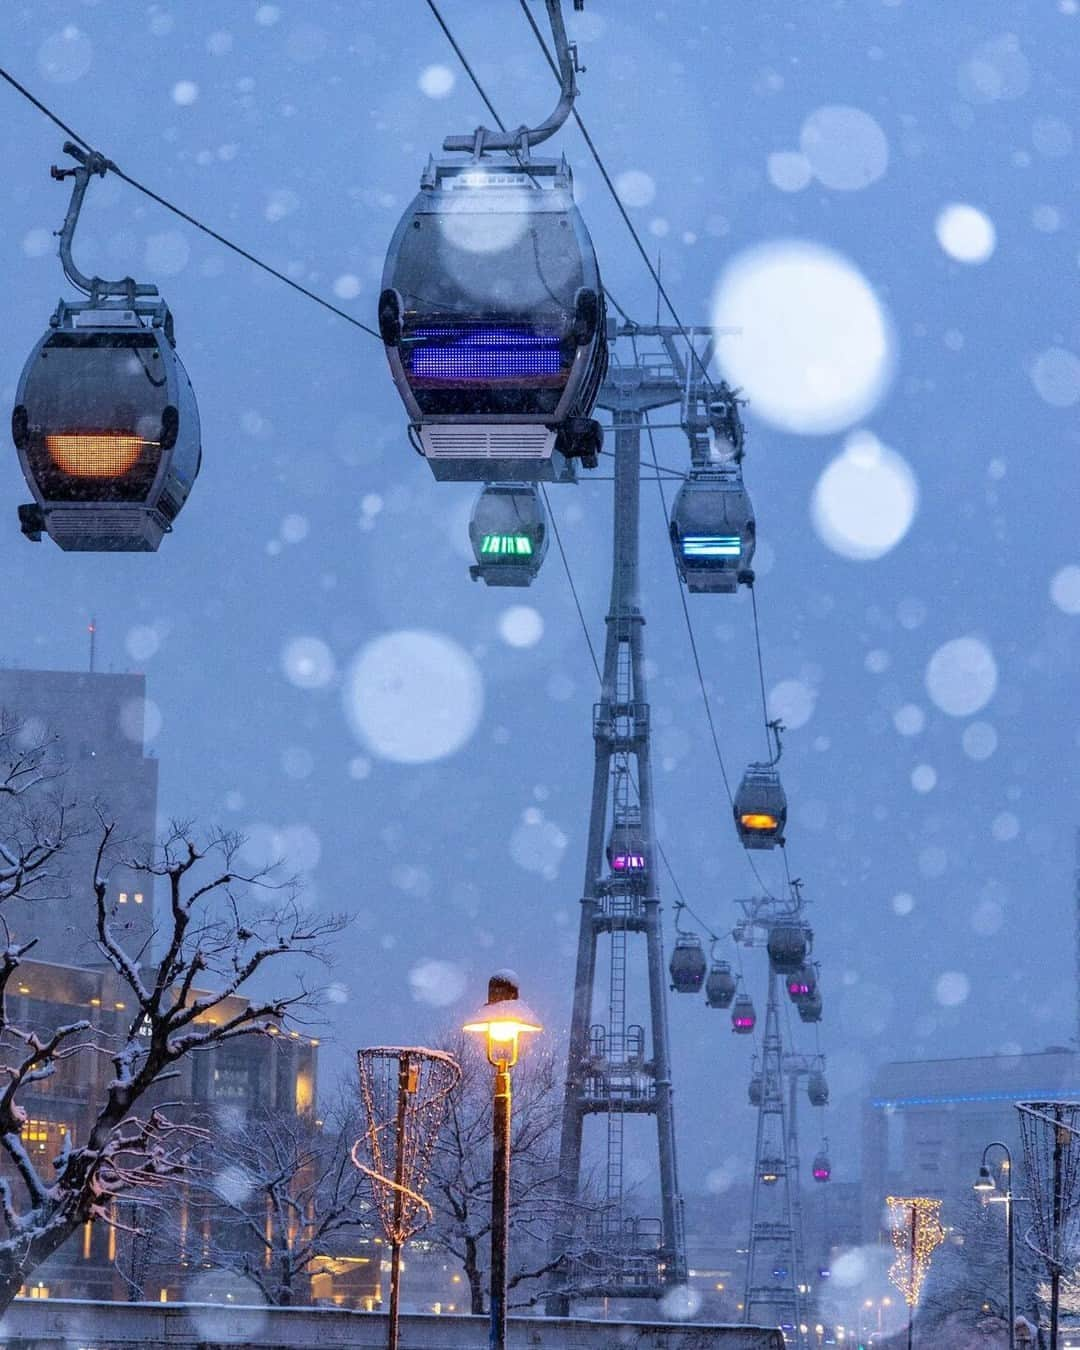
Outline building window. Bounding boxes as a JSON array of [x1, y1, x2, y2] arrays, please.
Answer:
[[22, 1119, 70, 1154], [134, 893, 144, 904], [118, 893, 128, 904], [213, 1064, 252, 1101]]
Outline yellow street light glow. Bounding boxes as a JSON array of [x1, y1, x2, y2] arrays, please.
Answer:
[[463, 973, 542, 1067], [463, 997, 542, 1067]]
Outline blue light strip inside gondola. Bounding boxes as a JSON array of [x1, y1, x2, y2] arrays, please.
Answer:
[[408, 326, 563, 381], [681, 534, 742, 558]]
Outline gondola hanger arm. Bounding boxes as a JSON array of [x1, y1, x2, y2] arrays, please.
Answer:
[[442, 0, 581, 155], [51, 141, 158, 303]]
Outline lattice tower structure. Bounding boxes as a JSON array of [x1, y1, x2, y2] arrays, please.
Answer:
[[736, 896, 811, 1346], [547, 328, 720, 1311]]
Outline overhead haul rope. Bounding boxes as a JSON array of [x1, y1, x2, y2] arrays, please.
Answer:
[[0, 66, 381, 339]]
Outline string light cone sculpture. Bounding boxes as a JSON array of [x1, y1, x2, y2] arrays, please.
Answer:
[[352, 1047, 461, 1350], [1017, 1100, 1080, 1350], [886, 1196, 946, 1350]]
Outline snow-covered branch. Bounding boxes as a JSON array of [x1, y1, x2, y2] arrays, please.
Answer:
[[0, 816, 345, 1313]]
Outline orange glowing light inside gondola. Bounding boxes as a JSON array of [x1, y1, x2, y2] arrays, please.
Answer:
[[740, 812, 778, 831], [45, 434, 150, 478]]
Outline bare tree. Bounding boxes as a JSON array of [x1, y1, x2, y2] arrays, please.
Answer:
[[426, 1035, 593, 1314], [921, 1190, 1044, 1342], [0, 820, 344, 1312], [0, 710, 73, 907], [185, 1100, 372, 1306]]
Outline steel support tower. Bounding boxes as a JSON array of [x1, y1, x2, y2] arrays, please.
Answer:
[[736, 895, 810, 1346], [547, 326, 719, 1310]]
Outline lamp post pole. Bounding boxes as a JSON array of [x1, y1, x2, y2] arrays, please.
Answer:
[[490, 1058, 512, 1350], [974, 1142, 1015, 1350], [463, 972, 543, 1350]]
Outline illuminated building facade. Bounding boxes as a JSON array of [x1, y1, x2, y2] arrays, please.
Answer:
[[0, 668, 373, 1307], [7, 957, 320, 1302], [861, 1048, 1080, 1240]]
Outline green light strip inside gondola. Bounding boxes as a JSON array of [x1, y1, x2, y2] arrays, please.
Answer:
[[480, 533, 534, 557], [682, 535, 742, 558]]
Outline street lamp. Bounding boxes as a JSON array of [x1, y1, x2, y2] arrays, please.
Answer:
[[972, 1141, 1014, 1350], [463, 972, 542, 1350]]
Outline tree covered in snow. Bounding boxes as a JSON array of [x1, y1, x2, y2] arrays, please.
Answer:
[[919, 1189, 1044, 1343], [425, 1034, 598, 1314], [182, 1100, 371, 1306], [0, 710, 73, 909], [0, 819, 343, 1312]]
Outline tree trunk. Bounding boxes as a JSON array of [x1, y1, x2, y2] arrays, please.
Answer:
[[0, 1215, 83, 1316], [464, 1234, 485, 1315], [278, 1253, 293, 1306]]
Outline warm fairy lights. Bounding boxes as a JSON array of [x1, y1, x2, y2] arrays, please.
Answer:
[[885, 1195, 946, 1308]]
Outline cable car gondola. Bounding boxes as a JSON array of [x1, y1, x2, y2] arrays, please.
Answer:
[[766, 922, 810, 974], [669, 935, 707, 994], [13, 144, 200, 551], [670, 469, 755, 594], [808, 1069, 829, 1107], [468, 482, 549, 585], [731, 991, 756, 1034], [671, 382, 755, 593], [798, 985, 823, 1024], [759, 1158, 782, 1186], [733, 721, 787, 850], [606, 821, 648, 878], [786, 963, 818, 1005], [378, 4, 606, 483], [733, 763, 787, 850], [705, 959, 737, 1010], [812, 1149, 832, 1183]]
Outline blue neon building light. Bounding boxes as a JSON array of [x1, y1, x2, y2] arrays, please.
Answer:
[[871, 1087, 1080, 1110], [409, 326, 563, 381], [681, 534, 742, 558]]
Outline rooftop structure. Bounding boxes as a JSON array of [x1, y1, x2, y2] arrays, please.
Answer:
[[0, 668, 158, 966]]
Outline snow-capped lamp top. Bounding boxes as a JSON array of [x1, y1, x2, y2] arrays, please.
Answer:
[[463, 973, 542, 1067]]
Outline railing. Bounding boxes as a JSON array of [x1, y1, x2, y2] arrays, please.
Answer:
[[0, 1297, 785, 1350]]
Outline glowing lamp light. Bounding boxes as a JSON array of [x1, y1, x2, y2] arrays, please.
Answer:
[[46, 433, 148, 478], [463, 972, 542, 1067], [480, 533, 534, 557], [740, 812, 779, 832], [972, 1164, 995, 1193], [682, 534, 742, 558], [611, 853, 646, 872], [788, 977, 812, 997]]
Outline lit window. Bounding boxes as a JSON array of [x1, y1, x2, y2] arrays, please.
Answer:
[[134, 893, 144, 904], [118, 893, 128, 904]]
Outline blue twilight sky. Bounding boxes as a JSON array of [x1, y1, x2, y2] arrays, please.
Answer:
[[0, 0, 1078, 1205]]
